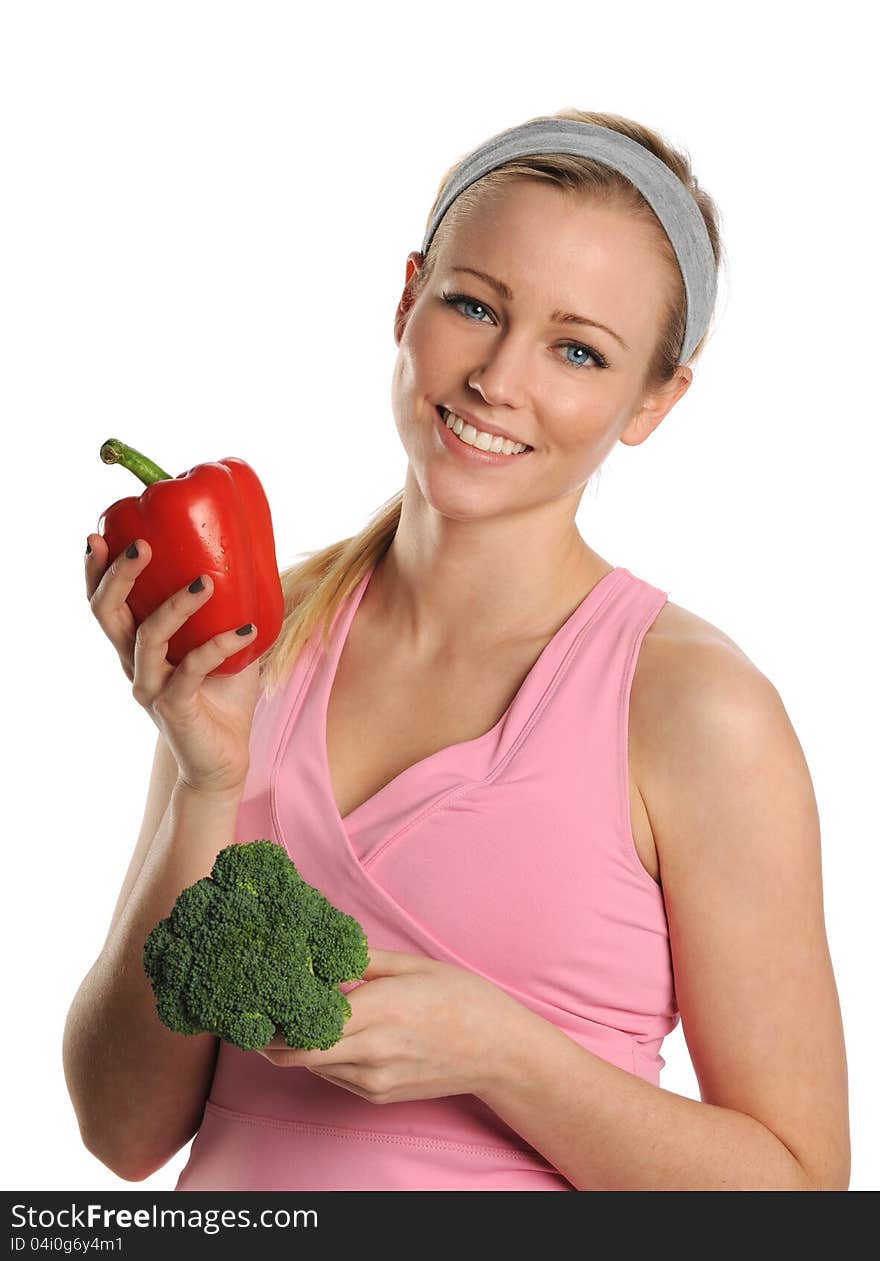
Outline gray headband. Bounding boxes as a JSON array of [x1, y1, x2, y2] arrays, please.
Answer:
[[421, 119, 716, 365]]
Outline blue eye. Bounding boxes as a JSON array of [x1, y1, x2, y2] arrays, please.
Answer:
[[440, 291, 610, 371]]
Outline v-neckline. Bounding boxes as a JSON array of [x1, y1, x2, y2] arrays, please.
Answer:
[[319, 560, 624, 834]]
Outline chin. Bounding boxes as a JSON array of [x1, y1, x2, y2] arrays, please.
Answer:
[[412, 464, 513, 521]]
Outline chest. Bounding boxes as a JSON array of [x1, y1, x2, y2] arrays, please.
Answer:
[[325, 630, 539, 818], [324, 620, 662, 885]]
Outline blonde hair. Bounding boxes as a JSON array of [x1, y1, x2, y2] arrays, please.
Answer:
[[257, 106, 725, 701]]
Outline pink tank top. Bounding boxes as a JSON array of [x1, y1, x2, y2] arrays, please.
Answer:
[[175, 561, 679, 1191]]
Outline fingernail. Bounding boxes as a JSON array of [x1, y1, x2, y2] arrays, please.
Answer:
[[236, 623, 254, 636], [126, 541, 139, 559], [188, 576, 204, 594], [85, 540, 91, 556]]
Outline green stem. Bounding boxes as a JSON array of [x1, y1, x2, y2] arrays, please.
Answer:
[[100, 438, 172, 486]]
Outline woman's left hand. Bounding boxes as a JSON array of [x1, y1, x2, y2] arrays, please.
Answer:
[[253, 948, 523, 1105]]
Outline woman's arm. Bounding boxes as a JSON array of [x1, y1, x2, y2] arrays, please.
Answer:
[[475, 649, 850, 1191], [63, 734, 244, 1182]]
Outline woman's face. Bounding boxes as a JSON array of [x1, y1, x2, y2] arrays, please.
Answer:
[[390, 180, 691, 523]]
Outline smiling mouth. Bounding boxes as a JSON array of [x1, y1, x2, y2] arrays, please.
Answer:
[[437, 405, 533, 453]]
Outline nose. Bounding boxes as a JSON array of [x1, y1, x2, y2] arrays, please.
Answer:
[[466, 321, 540, 408], [467, 366, 522, 412]]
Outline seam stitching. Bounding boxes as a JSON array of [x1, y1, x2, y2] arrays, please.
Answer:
[[202, 1101, 551, 1165], [616, 590, 670, 894]]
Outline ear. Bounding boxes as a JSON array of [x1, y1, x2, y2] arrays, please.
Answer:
[[619, 366, 693, 448], [393, 251, 426, 345]]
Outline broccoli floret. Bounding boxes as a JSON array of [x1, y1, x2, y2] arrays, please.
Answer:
[[142, 840, 370, 1052]]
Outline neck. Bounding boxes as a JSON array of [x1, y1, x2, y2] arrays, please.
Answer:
[[367, 472, 614, 660]]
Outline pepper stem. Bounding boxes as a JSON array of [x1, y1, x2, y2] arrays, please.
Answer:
[[100, 439, 172, 486]]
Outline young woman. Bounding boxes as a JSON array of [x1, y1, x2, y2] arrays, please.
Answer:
[[66, 108, 850, 1191]]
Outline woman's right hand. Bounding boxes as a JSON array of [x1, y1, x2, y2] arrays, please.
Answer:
[[86, 533, 264, 798]]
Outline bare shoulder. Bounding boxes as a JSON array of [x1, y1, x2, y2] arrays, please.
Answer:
[[628, 597, 786, 852], [640, 596, 759, 663], [633, 594, 773, 705], [631, 594, 771, 726]]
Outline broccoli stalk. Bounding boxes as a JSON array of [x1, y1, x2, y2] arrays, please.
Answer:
[[142, 840, 370, 1052]]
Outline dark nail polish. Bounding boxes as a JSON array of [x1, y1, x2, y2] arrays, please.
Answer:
[[188, 576, 204, 594], [235, 623, 253, 636], [85, 541, 91, 556], [126, 542, 139, 559]]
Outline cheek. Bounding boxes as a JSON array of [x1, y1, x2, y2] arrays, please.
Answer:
[[536, 409, 623, 496], [402, 307, 462, 390], [391, 341, 418, 398], [546, 407, 613, 455], [391, 323, 444, 424]]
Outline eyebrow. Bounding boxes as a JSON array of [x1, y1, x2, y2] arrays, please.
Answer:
[[447, 264, 630, 352]]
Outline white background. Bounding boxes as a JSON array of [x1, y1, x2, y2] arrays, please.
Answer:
[[2, 0, 876, 1192]]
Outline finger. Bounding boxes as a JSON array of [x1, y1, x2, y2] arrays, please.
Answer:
[[87, 535, 153, 672], [360, 948, 427, 977], [87, 534, 148, 607], [131, 569, 222, 703], [260, 1024, 367, 1064], [306, 1069, 367, 1097], [84, 532, 109, 602], [153, 618, 259, 710], [308, 1067, 360, 1081], [257, 1044, 336, 1068]]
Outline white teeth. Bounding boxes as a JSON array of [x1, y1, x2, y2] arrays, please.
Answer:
[[440, 408, 529, 455]]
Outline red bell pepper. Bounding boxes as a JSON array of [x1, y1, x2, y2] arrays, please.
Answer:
[[97, 438, 285, 677]]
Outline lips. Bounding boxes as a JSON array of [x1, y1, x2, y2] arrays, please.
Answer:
[[438, 405, 532, 450]]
